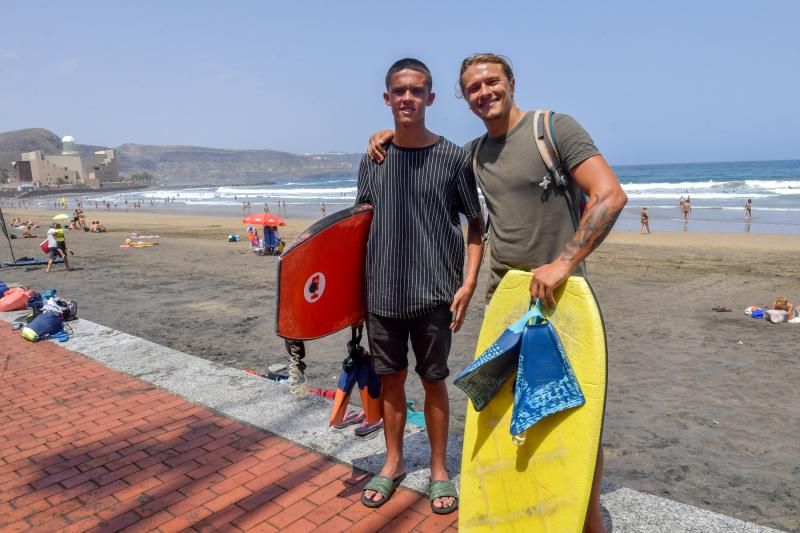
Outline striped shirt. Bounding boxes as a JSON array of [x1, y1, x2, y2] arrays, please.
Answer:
[[356, 137, 482, 319]]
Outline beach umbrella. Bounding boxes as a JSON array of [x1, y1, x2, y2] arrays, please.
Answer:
[[53, 213, 70, 221], [242, 213, 286, 226]]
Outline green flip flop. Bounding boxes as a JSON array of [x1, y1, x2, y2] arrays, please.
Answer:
[[361, 472, 407, 508], [429, 479, 459, 515]]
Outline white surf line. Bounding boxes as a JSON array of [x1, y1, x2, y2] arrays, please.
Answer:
[[0, 313, 784, 533]]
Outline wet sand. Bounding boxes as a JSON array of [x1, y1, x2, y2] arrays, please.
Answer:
[[1, 208, 798, 531]]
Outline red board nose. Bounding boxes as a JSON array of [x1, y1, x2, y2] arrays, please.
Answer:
[[276, 205, 373, 340]]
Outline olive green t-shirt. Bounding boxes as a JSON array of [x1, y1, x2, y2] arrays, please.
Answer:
[[466, 112, 600, 300]]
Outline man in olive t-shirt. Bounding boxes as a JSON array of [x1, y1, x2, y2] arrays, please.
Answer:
[[458, 53, 627, 533], [465, 111, 600, 300]]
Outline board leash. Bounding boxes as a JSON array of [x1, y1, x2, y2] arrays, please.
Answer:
[[284, 339, 308, 397]]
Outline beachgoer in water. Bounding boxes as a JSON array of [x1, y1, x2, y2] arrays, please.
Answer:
[[640, 207, 651, 234], [358, 58, 484, 515], [682, 196, 692, 221], [745, 198, 752, 220], [368, 53, 626, 532]]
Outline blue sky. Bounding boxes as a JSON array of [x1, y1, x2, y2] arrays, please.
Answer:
[[1, 0, 798, 165]]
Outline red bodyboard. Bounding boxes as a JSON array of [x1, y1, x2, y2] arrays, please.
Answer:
[[40, 240, 50, 254], [276, 204, 373, 340]]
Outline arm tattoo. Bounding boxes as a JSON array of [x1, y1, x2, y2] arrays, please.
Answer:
[[559, 193, 622, 263]]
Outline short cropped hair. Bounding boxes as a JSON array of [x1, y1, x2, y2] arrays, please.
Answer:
[[458, 53, 515, 96], [385, 58, 433, 91]]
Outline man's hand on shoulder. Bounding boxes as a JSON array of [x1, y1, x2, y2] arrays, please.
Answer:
[[367, 130, 394, 163], [530, 261, 572, 308]]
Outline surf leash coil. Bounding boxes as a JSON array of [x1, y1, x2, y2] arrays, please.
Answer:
[[285, 339, 308, 397]]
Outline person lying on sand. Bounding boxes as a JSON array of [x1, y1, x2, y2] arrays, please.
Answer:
[[771, 296, 799, 319], [21, 226, 38, 238]]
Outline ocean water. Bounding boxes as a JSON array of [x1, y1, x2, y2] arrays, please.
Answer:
[[612, 159, 800, 233], [28, 159, 800, 234]]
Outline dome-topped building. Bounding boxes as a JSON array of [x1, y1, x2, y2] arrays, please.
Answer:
[[10, 133, 119, 190], [61, 135, 78, 155]]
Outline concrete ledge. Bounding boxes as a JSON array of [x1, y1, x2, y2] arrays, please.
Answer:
[[0, 312, 783, 532]]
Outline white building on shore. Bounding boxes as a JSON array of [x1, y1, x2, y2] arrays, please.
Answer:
[[11, 135, 121, 190]]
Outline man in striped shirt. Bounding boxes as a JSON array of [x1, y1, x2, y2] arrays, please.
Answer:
[[357, 58, 484, 514]]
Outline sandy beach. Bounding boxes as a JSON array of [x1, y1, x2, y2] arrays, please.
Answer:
[[1, 207, 798, 531]]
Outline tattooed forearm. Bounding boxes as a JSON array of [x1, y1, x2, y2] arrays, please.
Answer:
[[559, 193, 623, 264]]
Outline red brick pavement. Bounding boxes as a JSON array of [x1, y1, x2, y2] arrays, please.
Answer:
[[0, 327, 458, 532]]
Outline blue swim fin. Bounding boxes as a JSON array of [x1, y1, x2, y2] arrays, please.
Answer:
[[454, 308, 538, 411], [510, 311, 584, 438]]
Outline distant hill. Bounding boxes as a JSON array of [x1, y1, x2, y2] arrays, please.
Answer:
[[112, 143, 360, 185], [0, 128, 360, 186], [0, 128, 63, 173]]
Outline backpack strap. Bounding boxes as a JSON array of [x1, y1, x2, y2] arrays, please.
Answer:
[[533, 110, 568, 189], [470, 134, 490, 242], [533, 109, 582, 232]]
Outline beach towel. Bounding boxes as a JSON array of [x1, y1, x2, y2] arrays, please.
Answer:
[[765, 309, 789, 324], [0, 282, 8, 297], [120, 240, 158, 248]]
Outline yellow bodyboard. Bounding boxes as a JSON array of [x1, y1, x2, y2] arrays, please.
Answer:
[[459, 271, 607, 532]]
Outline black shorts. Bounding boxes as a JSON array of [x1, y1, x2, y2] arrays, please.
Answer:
[[48, 248, 59, 260], [366, 304, 452, 381]]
